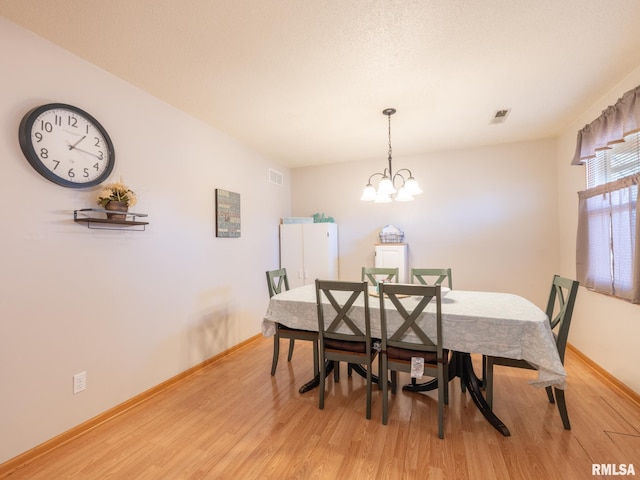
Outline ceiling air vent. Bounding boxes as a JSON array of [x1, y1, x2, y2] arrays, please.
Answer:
[[490, 108, 511, 124], [269, 168, 284, 186]]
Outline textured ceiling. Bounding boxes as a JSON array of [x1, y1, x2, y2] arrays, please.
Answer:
[[2, 0, 640, 168]]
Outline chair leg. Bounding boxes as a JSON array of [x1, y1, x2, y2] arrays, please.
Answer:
[[287, 338, 295, 361], [437, 365, 445, 439], [391, 370, 398, 395], [485, 357, 495, 409], [348, 364, 353, 376], [366, 359, 372, 420], [382, 356, 389, 425], [333, 362, 340, 383], [319, 354, 326, 410], [481, 354, 487, 390], [545, 385, 555, 404], [443, 361, 449, 405], [271, 333, 280, 376], [554, 387, 571, 430], [312, 340, 319, 377]]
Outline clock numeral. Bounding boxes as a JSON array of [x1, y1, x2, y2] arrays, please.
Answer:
[[52, 159, 60, 170], [34, 132, 43, 143], [54, 115, 62, 126], [39, 120, 53, 133], [97, 151, 104, 160], [68, 116, 78, 128], [94, 137, 101, 147], [39, 148, 49, 159], [93, 162, 99, 171], [83, 168, 90, 178], [67, 168, 75, 178]]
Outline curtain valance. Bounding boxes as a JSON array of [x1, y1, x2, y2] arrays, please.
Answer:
[[572, 85, 640, 165]]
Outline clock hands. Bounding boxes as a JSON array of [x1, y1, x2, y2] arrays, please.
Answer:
[[65, 138, 101, 159], [67, 135, 87, 150], [70, 146, 102, 159]]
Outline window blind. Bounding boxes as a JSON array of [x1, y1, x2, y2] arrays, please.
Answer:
[[586, 132, 640, 188]]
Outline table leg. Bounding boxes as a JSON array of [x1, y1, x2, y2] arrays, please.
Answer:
[[402, 352, 510, 436], [459, 354, 510, 436], [298, 360, 334, 394], [349, 364, 380, 385]]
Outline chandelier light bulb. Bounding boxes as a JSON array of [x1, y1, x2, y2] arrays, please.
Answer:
[[377, 177, 396, 195], [374, 192, 392, 203], [404, 177, 423, 196], [360, 184, 377, 201], [395, 186, 414, 202]]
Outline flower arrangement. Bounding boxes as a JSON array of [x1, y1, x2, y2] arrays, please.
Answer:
[[97, 182, 138, 208]]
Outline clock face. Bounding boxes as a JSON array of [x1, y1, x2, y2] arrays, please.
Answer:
[[19, 103, 115, 188]]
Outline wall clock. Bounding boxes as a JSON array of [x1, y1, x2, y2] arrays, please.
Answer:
[[18, 103, 115, 188]]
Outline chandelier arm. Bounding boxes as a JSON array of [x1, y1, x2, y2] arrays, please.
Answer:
[[392, 171, 406, 187], [394, 168, 413, 178], [367, 172, 386, 184]]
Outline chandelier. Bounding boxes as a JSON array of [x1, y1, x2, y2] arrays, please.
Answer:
[[360, 108, 422, 203]]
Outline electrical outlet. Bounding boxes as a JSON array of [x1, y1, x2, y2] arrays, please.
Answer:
[[73, 371, 87, 394]]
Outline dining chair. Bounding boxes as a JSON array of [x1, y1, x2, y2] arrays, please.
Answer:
[[361, 267, 399, 286], [266, 268, 319, 377], [411, 268, 453, 289], [315, 279, 378, 419], [485, 275, 579, 430], [378, 282, 448, 438]]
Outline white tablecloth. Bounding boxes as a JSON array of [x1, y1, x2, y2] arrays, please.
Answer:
[[262, 284, 566, 389]]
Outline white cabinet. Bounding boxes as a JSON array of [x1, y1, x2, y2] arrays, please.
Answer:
[[280, 223, 339, 288], [374, 243, 408, 283]]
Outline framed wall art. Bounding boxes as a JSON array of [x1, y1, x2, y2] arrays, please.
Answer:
[[215, 189, 241, 238]]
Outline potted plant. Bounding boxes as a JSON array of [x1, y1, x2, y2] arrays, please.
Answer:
[[97, 181, 138, 220]]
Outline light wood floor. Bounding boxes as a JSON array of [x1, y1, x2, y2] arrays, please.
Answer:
[[3, 337, 639, 479]]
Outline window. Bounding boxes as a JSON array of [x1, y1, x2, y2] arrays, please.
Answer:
[[576, 132, 640, 303], [573, 85, 640, 304]]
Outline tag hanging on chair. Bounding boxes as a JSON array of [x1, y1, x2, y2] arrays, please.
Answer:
[[411, 357, 424, 379]]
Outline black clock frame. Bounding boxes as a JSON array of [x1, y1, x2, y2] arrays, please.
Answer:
[[18, 103, 115, 188]]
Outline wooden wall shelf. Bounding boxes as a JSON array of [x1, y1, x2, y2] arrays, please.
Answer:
[[73, 208, 149, 231]]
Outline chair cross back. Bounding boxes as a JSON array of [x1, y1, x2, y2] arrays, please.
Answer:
[[362, 267, 399, 286], [384, 286, 437, 348], [549, 283, 569, 329], [266, 268, 289, 297], [545, 275, 579, 362], [317, 281, 367, 339], [411, 268, 452, 289]]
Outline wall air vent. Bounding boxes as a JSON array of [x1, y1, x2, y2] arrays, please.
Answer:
[[269, 168, 284, 186], [490, 108, 511, 124]]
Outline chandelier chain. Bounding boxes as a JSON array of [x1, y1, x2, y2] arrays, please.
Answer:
[[388, 112, 392, 162]]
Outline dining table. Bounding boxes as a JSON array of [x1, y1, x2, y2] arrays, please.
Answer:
[[262, 283, 566, 436]]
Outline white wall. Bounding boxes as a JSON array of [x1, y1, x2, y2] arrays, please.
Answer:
[[292, 139, 560, 307], [557, 65, 640, 395], [0, 18, 290, 464]]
